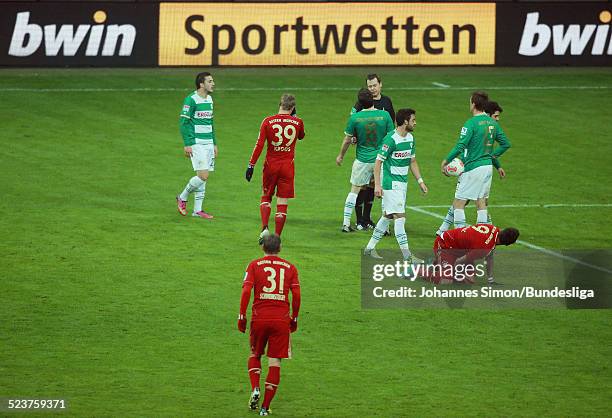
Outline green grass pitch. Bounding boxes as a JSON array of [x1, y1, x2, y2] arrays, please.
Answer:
[[1, 67, 611, 416]]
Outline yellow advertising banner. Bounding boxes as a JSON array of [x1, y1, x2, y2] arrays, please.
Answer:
[[159, 3, 495, 66]]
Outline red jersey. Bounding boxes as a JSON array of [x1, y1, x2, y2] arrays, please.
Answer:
[[242, 255, 300, 320], [249, 114, 305, 166], [439, 224, 499, 261]]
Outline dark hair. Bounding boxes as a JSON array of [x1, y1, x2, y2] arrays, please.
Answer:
[[366, 73, 381, 83], [195, 72, 212, 89], [396, 108, 416, 126], [262, 234, 281, 254], [471, 91, 489, 112], [485, 101, 503, 116], [357, 88, 374, 109], [498, 228, 520, 245]]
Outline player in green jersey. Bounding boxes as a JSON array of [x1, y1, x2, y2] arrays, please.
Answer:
[[438, 91, 511, 233], [364, 109, 428, 262], [176, 72, 218, 219], [350, 74, 396, 230], [337, 89, 394, 232], [486, 101, 507, 182], [436, 100, 508, 235]]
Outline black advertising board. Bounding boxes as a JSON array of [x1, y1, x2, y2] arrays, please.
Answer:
[[0, 2, 158, 66], [496, 2, 612, 66]]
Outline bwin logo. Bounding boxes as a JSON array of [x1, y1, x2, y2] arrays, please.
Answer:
[[9, 11, 136, 57], [519, 10, 612, 56]]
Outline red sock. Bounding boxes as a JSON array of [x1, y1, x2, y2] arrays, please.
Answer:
[[262, 366, 280, 409], [248, 356, 261, 390], [260, 197, 272, 229], [275, 204, 288, 235]]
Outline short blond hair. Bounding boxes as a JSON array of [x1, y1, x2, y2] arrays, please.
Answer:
[[280, 94, 296, 111]]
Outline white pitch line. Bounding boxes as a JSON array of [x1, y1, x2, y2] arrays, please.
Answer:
[[412, 203, 612, 209], [1, 85, 611, 93], [432, 82, 450, 88], [406, 205, 612, 275]]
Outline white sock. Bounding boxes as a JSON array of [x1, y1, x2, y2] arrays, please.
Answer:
[[366, 217, 390, 249], [437, 206, 454, 234], [343, 192, 358, 227], [394, 217, 411, 259], [454, 209, 467, 228], [193, 182, 206, 212], [476, 209, 488, 224], [180, 176, 204, 201]]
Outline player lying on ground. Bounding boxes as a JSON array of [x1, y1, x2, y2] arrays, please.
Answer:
[[423, 224, 520, 285], [238, 234, 300, 416], [246, 94, 305, 243], [176, 72, 218, 219], [436, 100, 507, 233], [364, 108, 428, 263], [350, 73, 396, 229], [337, 88, 394, 232]]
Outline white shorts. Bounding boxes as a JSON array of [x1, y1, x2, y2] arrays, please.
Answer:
[[350, 160, 374, 186], [191, 144, 215, 172], [455, 165, 492, 200], [382, 188, 406, 215]]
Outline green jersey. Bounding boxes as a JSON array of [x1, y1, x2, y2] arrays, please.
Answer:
[[344, 109, 394, 163], [179, 91, 216, 146], [445, 113, 510, 172], [377, 130, 416, 190]]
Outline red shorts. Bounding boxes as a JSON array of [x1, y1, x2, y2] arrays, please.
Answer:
[[250, 320, 291, 359], [433, 236, 460, 266], [262, 160, 295, 199]]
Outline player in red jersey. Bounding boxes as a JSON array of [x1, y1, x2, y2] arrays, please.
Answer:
[[237, 234, 301, 416], [245, 94, 306, 242], [427, 224, 519, 284]]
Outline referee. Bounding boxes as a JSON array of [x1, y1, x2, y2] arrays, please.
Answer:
[[351, 73, 395, 230]]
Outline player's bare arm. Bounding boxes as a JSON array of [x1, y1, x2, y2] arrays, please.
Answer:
[[410, 158, 428, 194], [336, 135, 353, 166], [440, 159, 451, 176], [373, 159, 383, 197], [485, 252, 495, 281]]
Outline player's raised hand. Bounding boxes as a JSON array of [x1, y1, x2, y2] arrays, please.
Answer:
[[289, 317, 298, 333], [184, 146, 193, 158], [374, 185, 383, 198], [335, 155, 343, 166], [245, 164, 254, 182], [498, 168, 506, 179], [237, 314, 247, 333]]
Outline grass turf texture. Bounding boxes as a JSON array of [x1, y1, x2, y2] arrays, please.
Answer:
[[1, 67, 611, 416]]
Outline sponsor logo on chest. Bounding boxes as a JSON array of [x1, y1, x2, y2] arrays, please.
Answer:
[[194, 110, 213, 119], [392, 150, 412, 159]]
